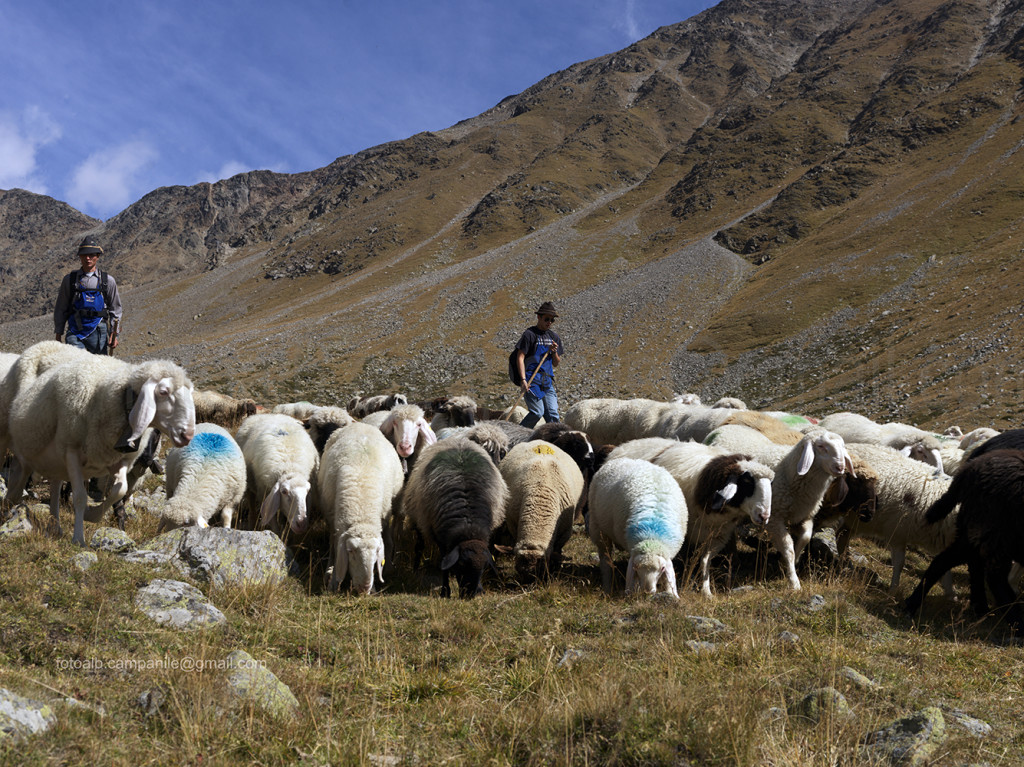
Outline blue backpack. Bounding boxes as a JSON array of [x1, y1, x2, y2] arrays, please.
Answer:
[[68, 269, 109, 335]]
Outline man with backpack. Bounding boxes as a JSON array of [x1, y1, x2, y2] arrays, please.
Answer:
[[54, 235, 123, 355], [513, 301, 564, 429]]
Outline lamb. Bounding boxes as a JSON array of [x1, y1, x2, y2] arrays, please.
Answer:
[[587, 457, 687, 597], [158, 423, 246, 532], [500, 440, 586, 581], [7, 353, 196, 545], [318, 422, 405, 594], [347, 393, 408, 418], [401, 438, 509, 598], [428, 395, 478, 431], [192, 388, 258, 430], [379, 404, 438, 474], [706, 425, 854, 590], [609, 439, 773, 596], [302, 405, 355, 453], [905, 449, 1024, 631], [235, 413, 318, 535]]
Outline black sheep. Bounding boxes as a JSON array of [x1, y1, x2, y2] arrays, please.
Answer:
[[402, 439, 509, 598], [905, 448, 1024, 631]]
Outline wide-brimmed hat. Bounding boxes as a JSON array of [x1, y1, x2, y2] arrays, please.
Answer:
[[77, 236, 103, 256], [535, 301, 559, 317]]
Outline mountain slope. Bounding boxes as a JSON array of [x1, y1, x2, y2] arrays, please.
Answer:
[[2, 0, 1022, 431]]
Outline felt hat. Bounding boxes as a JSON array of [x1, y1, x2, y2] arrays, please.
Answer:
[[77, 236, 103, 256], [535, 301, 559, 317]]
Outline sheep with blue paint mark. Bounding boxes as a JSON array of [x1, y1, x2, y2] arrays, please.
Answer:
[[157, 423, 246, 531], [587, 457, 687, 597]]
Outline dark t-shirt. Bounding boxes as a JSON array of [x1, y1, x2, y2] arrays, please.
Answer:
[[516, 326, 564, 394]]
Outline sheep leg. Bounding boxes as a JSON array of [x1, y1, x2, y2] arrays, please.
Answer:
[[983, 559, 1023, 630], [767, 520, 801, 590], [596, 536, 616, 595], [968, 552, 990, 617], [792, 519, 814, 565], [905, 539, 970, 617], [888, 546, 906, 593], [221, 505, 234, 530], [3, 456, 29, 508], [698, 528, 732, 597], [48, 477, 62, 538], [65, 449, 88, 546]]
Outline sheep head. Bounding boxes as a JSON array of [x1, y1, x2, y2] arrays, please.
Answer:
[[800, 431, 855, 478], [125, 362, 196, 451], [626, 551, 678, 598], [440, 539, 491, 598], [333, 535, 385, 595]]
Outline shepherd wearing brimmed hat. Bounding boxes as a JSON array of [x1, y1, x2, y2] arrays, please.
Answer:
[[54, 235, 123, 355], [514, 301, 564, 429]]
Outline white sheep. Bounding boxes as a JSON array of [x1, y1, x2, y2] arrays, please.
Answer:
[[235, 413, 319, 535], [839, 442, 958, 596], [818, 412, 948, 476], [563, 397, 673, 445], [610, 438, 773, 596], [379, 403, 437, 473], [318, 422, 404, 594], [500, 440, 585, 581], [7, 353, 196, 545], [707, 425, 854, 590], [347, 392, 408, 418], [587, 457, 687, 597], [272, 401, 319, 420], [158, 423, 246, 532]]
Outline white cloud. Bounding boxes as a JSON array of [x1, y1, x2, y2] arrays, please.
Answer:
[[196, 161, 251, 184], [0, 106, 61, 194], [67, 140, 158, 217]]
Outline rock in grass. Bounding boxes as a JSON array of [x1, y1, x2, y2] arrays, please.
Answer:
[[686, 640, 717, 655], [134, 579, 226, 630], [789, 687, 853, 723], [840, 666, 881, 690], [945, 708, 991, 738], [90, 526, 135, 554], [142, 527, 295, 588], [862, 707, 946, 766], [71, 551, 99, 571], [224, 650, 298, 719], [0, 508, 33, 540], [0, 688, 56, 740], [686, 615, 729, 636]]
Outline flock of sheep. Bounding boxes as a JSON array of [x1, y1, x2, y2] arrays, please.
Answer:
[[1, 340, 1023, 631]]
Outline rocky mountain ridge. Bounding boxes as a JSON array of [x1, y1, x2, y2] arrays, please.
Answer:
[[2, 0, 1023, 431]]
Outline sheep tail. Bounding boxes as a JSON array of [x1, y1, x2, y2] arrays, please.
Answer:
[[924, 476, 961, 525]]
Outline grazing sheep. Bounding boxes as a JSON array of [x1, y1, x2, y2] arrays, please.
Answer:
[[235, 413, 318, 535], [707, 425, 854, 590], [905, 449, 1024, 631], [587, 457, 687, 597], [192, 388, 258, 430], [347, 393, 408, 418], [818, 412, 948, 475], [158, 423, 246, 532], [719, 410, 805, 446], [272, 401, 319, 420], [500, 440, 585, 581], [379, 404, 437, 474], [401, 438, 509, 598], [319, 422, 405, 594], [956, 428, 1024, 463], [960, 427, 999, 452], [302, 405, 355, 453], [428, 395, 478, 431], [610, 439, 773, 596], [7, 354, 196, 545], [563, 397, 689, 445], [837, 443, 956, 596]]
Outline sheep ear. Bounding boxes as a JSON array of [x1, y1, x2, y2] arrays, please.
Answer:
[[127, 379, 160, 447], [832, 475, 849, 505], [335, 542, 349, 586], [660, 557, 679, 599], [899, 446, 912, 457], [712, 480, 738, 511], [843, 450, 856, 477], [260, 482, 282, 527], [375, 540, 386, 586], [625, 556, 636, 593], [440, 546, 460, 570], [418, 419, 437, 445], [797, 439, 815, 475]]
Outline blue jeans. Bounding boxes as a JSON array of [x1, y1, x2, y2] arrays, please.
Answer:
[[66, 323, 108, 355], [521, 386, 559, 429]]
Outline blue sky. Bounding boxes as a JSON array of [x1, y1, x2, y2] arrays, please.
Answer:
[[1, 1, 717, 221]]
